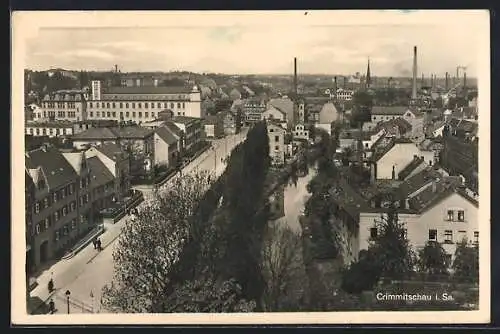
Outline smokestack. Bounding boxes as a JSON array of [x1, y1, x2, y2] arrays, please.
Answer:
[[412, 46, 417, 99], [445, 72, 449, 91], [343, 76, 347, 89], [421, 73, 424, 87], [430, 74, 433, 89], [334, 76, 337, 93], [293, 57, 297, 97], [463, 71, 467, 89]]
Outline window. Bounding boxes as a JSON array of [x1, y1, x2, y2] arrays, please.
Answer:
[[157, 103, 161, 108], [457, 230, 467, 243], [145, 103, 149, 108], [457, 210, 465, 222], [43, 197, 49, 208], [145, 112, 149, 118], [126, 103, 129, 108], [55, 231, 60, 241], [63, 225, 69, 235], [138, 112, 142, 118], [429, 229, 437, 241], [79, 197, 84, 206], [112, 103, 116, 108], [370, 227, 378, 239], [120, 103, 123, 108], [90, 102, 93, 108], [44, 218, 50, 229], [70, 184, 75, 194], [275, 135, 279, 142], [177, 102, 181, 108], [61, 188, 66, 198], [85, 193, 90, 203], [126, 111, 130, 117], [36, 224, 40, 234], [182, 102, 185, 109], [447, 210, 454, 221], [62, 206, 67, 216], [71, 220, 76, 230], [120, 112, 124, 119], [107, 112, 111, 117], [97, 111, 100, 117], [70, 201, 76, 211], [132, 103, 136, 108], [107, 103, 110, 108], [444, 230, 453, 243], [474, 231, 479, 244], [275, 145, 279, 150], [400, 228, 408, 240], [112, 112, 116, 117], [53, 192, 58, 202], [54, 211, 59, 221], [138, 103, 142, 108], [90, 111, 94, 117], [96, 102, 100, 108], [170, 103, 174, 108], [132, 112, 136, 118]]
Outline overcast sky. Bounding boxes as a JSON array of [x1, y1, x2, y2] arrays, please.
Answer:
[[21, 11, 486, 77]]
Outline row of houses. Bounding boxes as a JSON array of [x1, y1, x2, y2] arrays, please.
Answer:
[[25, 143, 131, 272]]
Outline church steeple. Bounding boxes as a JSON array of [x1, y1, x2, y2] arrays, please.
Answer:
[[366, 57, 371, 89]]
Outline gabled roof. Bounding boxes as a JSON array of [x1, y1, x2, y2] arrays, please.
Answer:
[[330, 178, 369, 218], [95, 142, 128, 161], [375, 117, 412, 134], [172, 116, 200, 125], [164, 121, 183, 137], [25, 145, 78, 190], [319, 102, 339, 124], [398, 156, 425, 180], [155, 126, 178, 145], [62, 152, 86, 175], [103, 86, 192, 95], [265, 105, 287, 116], [72, 127, 119, 140], [408, 177, 476, 213], [268, 98, 294, 116], [397, 168, 442, 198], [87, 156, 115, 187]]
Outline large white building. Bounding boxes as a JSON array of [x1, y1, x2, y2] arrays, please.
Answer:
[[37, 81, 203, 123]]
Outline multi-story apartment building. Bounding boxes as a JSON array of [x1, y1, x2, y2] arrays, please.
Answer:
[[25, 145, 95, 270], [242, 98, 267, 125], [40, 91, 88, 121], [171, 116, 204, 154], [25, 171, 35, 275], [24, 120, 95, 138], [267, 121, 286, 166], [86, 82, 203, 121]]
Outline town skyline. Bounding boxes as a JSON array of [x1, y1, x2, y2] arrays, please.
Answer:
[[22, 11, 483, 77]]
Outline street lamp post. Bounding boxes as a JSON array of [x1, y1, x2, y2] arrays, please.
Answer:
[[65, 290, 71, 314]]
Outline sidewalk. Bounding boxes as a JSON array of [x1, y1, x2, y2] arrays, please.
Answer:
[[28, 220, 125, 314]]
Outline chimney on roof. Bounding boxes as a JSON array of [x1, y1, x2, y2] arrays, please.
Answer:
[[412, 46, 418, 99], [293, 57, 298, 98]]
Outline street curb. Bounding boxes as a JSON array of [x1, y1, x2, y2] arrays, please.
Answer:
[[86, 227, 123, 265]]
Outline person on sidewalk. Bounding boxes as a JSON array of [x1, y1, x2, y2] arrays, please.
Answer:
[[97, 239, 102, 251], [47, 278, 54, 293], [48, 299, 55, 314], [92, 238, 97, 249]]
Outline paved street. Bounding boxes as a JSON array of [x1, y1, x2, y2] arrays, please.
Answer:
[[29, 128, 248, 314]]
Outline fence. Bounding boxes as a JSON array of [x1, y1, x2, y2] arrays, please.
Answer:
[[54, 293, 96, 314]]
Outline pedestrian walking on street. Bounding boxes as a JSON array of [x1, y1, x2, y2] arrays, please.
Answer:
[[48, 299, 55, 314], [97, 239, 102, 251], [47, 278, 54, 293], [92, 238, 97, 249]]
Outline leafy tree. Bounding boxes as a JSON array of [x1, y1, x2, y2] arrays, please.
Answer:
[[163, 273, 256, 313], [101, 173, 211, 313], [350, 90, 373, 128], [260, 222, 303, 311], [452, 239, 479, 284], [417, 241, 450, 277], [341, 250, 382, 294]]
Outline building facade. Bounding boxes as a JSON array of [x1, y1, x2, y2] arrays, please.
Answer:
[[267, 122, 286, 166], [40, 91, 88, 122], [84, 83, 202, 122], [243, 99, 267, 125], [25, 146, 96, 270]]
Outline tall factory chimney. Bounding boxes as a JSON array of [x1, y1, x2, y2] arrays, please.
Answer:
[[445, 72, 449, 91], [463, 71, 467, 89], [293, 57, 298, 97], [343, 76, 347, 89], [333, 76, 338, 93], [412, 46, 418, 99], [421, 73, 424, 88]]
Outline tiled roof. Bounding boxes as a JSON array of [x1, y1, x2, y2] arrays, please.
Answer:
[[164, 121, 183, 136], [155, 126, 178, 145], [95, 142, 128, 161], [103, 86, 192, 95], [371, 137, 396, 161], [269, 98, 294, 116], [25, 145, 78, 190], [397, 168, 442, 198], [398, 156, 425, 180], [375, 117, 412, 134], [371, 106, 408, 116], [110, 126, 154, 139], [62, 152, 85, 175], [408, 177, 472, 213], [87, 156, 115, 187], [73, 127, 119, 140], [319, 102, 339, 124], [330, 178, 369, 218]]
